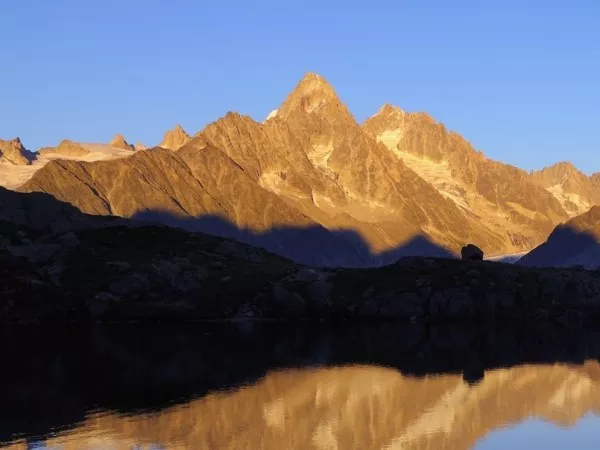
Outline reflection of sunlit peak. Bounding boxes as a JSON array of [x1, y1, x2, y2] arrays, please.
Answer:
[[29, 363, 600, 450]]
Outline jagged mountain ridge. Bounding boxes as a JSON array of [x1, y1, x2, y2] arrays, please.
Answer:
[[0, 138, 34, 165], [362, 104, 569, 250], [530, 161, 600, 216], [197, 75, 508, 255], [9, 72, 597, 264]]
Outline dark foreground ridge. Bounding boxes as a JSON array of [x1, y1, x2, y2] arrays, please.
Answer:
[[2, 218, 600, 323]]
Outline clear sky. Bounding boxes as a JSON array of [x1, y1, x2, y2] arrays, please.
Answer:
[[1, 0, 599, 172]]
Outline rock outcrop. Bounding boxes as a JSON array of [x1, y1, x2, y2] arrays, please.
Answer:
[[159, 124, 190, 150], [461, 244, 483, 260], [0, 138, 33, 165]]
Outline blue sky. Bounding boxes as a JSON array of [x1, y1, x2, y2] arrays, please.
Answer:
[[1, 0, 599, 172], [474, 415, 600, 449]]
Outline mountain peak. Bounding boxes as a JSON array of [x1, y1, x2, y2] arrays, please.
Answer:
[[160, 124, 191, 150], [0, 137, 32, 165], [278, 72, 348, 119], [376, 104, 405, 118], [38, 139, 89, 157], [532, 161, 583, 179], [295, 72, 337, 97], [110, 134, 134, 151]]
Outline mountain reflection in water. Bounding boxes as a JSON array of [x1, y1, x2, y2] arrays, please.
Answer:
[[2, 323, 600, 449]]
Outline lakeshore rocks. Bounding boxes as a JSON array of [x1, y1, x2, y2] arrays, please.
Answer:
[[2, 222, 600, 323]]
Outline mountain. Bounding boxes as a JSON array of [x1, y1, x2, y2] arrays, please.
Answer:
[[199, 73, 511, 255], [362, 104, 569, 251], [134, 142, 148, 151], [19, 147, 222, 218], [38, 139, 89, 157], [8, 72, 590, 265], [519, 205, 600, 269], [159, 124, 190, 150], [109, 134, 134, 151], [0, 138, 33, 165], [530, 162, 600, 216]]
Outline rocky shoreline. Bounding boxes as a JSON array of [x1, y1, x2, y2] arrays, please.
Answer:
[[2, 221, 600, 324]]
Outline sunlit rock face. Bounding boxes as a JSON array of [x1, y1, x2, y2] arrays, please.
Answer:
[[109, 134, 134, 151], [38, 139, 89, 158], [531, 161, 600, 217], [5, 72, 597, 266], [0, 138, 32, 165], [9, 362, 600, 450], [159, 124, 191, 150]]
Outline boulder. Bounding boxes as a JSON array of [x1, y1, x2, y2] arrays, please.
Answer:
[[461, 244, 483, 261]]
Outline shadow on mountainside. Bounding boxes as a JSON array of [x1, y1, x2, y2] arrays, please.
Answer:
[[1, 185, 454, 267], [2, 322, 600, 445], [132, 209, 455, 268], [519, 225, 600, 269], [0, 185, 121, 232]]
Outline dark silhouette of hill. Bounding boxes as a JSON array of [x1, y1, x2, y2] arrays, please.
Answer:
[[519, 225, 600, 269], [132, 209, 455, 267], [2, 322, 600, 445], [0, 185, 121, 232], [2, 185, 454, 267]]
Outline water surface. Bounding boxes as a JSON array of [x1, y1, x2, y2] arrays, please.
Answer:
[[2, 323, 600, 449]]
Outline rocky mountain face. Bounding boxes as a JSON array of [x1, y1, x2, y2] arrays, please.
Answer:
[[530, 162, 600, 216], [8, 73, 594, 265], [19, 148, 223, 218], [109, 134, 134, 151], [195, 74, 516, 258], [160, 124, 190, 150], [520, 205, 600, 269], [362, 105, 569, 251], [0, 138, 33, 165], [38, 139, 90, 157]]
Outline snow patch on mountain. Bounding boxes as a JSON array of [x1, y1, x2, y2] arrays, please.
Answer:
[[307, 142, 335, 170], [265, 109, 279, 121], [546, 184, 592, 217], [376, 129, 405, 155], [0, 143, 135, 190], [395, 151, 470, 211]]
